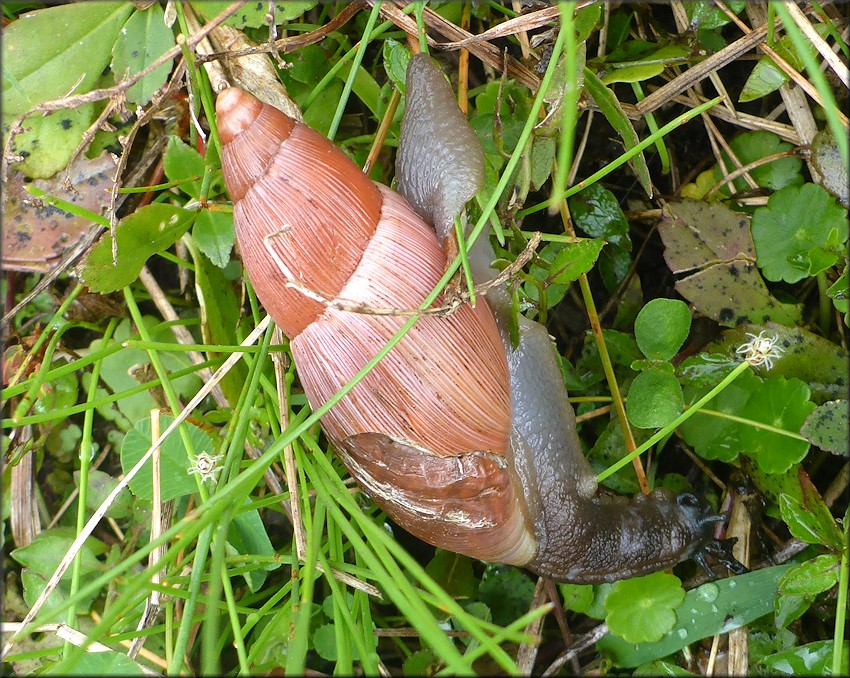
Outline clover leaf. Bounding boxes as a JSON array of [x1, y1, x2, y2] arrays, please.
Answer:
[[635, 298, 691, 360], [605, 572, 685, 644], [751, 184, 848, 283], [738, 376, 815, 474]]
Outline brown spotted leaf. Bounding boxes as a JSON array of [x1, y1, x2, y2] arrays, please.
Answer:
[[659, 200, 801, 327], [712, 323, 848, 404], [2, 153, 115, 273]]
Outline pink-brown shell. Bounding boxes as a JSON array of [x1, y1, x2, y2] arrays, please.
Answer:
[[216, 87, 537, 566]]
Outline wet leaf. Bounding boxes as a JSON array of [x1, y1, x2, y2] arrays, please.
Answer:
[[778, 555, 840, 597], [659, 200, 801, 327], [685, 0, 746, 30], [569, 182, 630, 248], [801, 400, 849, 457], [2, 153, 115, 272], [635, 298, 691, 360], [78, 203, 195, 292], [604, 572, 684, 644], [111, 3, 174, 105], [599, 565, 793, 668], [779, 474, 844, 550], [758, 640, 848, 676], [774, 593, 812, 629], [751, 184, 848, 283]]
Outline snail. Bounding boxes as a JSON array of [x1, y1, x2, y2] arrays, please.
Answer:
[[215, 53, 723, 583]]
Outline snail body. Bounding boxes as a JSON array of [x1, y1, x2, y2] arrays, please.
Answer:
[[216, 54, 719, 583]]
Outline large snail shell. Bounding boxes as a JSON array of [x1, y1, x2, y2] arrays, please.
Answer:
[[217, 87, 537, 566]]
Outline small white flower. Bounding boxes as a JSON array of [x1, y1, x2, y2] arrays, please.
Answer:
[[188, 451, 223, 484], [735, 331, 784, 370]]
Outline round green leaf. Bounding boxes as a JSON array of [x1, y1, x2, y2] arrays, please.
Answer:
[[559, 583, 594, 614], [634, 298, 691, 360], [604, 572, 685, 644], [313, 623, 344, 661], [751, 184, 848, 283], [739, 376, 816, 474], [626, 366, 684, 429]]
